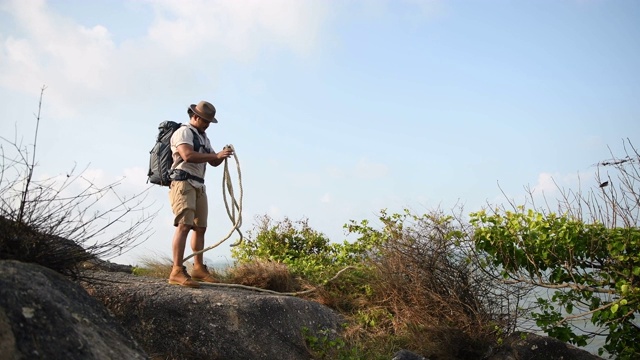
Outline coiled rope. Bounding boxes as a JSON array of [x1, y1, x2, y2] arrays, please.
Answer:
[[179, 147, 357, 297], [183, 144, 243, 263]]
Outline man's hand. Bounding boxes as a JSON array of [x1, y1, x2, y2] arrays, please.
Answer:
[[209, 147, 233, 167], [217, 147, 234, 160]]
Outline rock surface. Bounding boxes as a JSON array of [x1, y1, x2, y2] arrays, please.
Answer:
[[392, 349, 427, 360], [0, 258, 608, 360], [0, 260, 147, 360], [82, 269, 344, 360]]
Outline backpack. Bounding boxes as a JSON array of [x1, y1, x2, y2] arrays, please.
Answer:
[[147, 121, 201, 186]]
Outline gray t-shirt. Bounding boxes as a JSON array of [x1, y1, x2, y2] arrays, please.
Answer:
[[170, 123, 213, 188]]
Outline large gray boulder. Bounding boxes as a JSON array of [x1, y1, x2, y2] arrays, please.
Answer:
[[82, 269, 344, 360], [0, 260, 147, 360]]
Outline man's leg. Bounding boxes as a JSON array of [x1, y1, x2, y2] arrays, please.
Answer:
[[168, 181, 200, 288], [172, 223, 191, 267], [190, 226, 207, 267], [190, 226, 217, 283]]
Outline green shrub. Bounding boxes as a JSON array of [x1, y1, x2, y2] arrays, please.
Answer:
[[471, 208, 640, 358], [231, 215, 378, 284]]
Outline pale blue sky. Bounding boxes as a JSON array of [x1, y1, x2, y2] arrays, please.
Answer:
[[1, 0, 638, 266]]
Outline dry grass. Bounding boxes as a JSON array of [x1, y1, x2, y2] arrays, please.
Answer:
[[133, 256, 173, 278], [133, 256, 227, 283], [226, 259, 299, 293], [134, 257, 302, 294]]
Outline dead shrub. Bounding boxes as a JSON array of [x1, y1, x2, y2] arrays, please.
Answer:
[[0, 215, 94, 276], [351, 209, 521, 360]]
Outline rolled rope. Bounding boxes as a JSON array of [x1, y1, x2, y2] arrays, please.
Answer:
[[183, 144, 243, 263]]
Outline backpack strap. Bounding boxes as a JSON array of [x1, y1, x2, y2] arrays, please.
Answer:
[[172, 126, 199, 168], [173, 126, 206, 166], [169, 169, 205, 183], [185, 126, 202, 153]]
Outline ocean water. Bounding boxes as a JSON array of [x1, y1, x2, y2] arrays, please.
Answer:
[[518, 289, 612, 359]]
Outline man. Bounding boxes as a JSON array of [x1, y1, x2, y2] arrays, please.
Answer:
[[167, 100, 233, 288]]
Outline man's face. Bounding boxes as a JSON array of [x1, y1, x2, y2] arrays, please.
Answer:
[[195, 115, 211, 131]]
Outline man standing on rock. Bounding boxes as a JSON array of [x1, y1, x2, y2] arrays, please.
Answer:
[[167, 100, 233, 288]]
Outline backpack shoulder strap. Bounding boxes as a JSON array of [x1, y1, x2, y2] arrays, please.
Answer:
[[181, 125, 202, 152]]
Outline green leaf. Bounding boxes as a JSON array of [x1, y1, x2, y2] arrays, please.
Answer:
[[611, 303, 619, 314], [621, 284, 629, 294]]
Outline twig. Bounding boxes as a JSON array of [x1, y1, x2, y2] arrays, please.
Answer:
[[17, 85, 46, 223]]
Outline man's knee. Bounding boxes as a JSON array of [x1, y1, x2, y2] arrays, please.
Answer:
[[175, 223, 192, 234], [192, 226, 207, 234]]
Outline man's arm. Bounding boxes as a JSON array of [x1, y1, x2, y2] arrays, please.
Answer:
[[176, 144, 232, 167], [208, 147, 233, 167]]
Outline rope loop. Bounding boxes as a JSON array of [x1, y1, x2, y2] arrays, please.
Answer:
[[183, 144, 243, 263]]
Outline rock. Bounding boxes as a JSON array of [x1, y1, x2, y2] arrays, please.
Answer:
[[81, 258, 134, 273], [0, 260, 147, 360], [82, 270, 344, 360], [2, 257, 605, 360], [392, 349, 427, 360], [487, 331, 604, 360]]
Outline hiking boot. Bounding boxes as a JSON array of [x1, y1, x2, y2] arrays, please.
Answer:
[[168, 265, 200, 288], [190, 264, 217, 283]]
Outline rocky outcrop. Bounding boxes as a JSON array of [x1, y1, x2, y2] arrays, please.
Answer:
[[80, 257, 134, 273], [82, 269, 344, 360], [0, 260, 147, 360], [0, 259, 607, 360]]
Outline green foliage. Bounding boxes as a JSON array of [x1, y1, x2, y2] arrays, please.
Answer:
[[131, 267, 145, 276], [231, 216, 380, 284], [303, 327, 362, 360], [235, 210, 519, 359], [470, 207, 640, 359]]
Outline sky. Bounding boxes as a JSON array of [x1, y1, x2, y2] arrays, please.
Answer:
[[1, 0, 638, 267]]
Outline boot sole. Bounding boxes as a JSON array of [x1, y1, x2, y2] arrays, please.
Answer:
[[168, 279, 200, 288]]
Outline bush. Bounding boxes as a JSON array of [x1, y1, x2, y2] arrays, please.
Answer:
[[231, 215, 377, 284], [232, 210, 523, 359], [346, 209, 521, 360]]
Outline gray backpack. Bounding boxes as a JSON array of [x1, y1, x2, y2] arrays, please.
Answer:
[[147, 121, 201, 186]]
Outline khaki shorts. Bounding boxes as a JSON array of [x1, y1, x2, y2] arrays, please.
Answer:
[[169, 181, 208, 228]]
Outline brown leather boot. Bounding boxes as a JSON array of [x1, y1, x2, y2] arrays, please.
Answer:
[[190, 264, 217, 283], [168, 265, 200, 288]]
